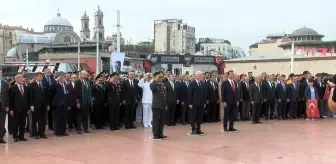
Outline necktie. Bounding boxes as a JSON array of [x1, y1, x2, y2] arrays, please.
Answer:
[[130, 80, 133, 87], [231, 81, 235, 92], [19, 85, 24, 95], [39, 83, 43, 90], [257, 84, 260, 92], [171, 81, 174, 90], [48, 77, 51, 85], [246, 82, 249, 88], [62, 84, 66, 94]]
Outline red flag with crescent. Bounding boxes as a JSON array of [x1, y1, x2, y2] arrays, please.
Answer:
[[215, 56, 222, 65], [306, 99, 320, 118], [322, 48, 327, 56]]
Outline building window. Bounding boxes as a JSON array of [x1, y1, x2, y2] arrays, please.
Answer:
[[9, 32, 12, 36], [9, 40, 12, 45], [64, 36, 71, 43], [99, 19, 102, 26], [99, 32, 103, 39], [85, 23, 88, 29]]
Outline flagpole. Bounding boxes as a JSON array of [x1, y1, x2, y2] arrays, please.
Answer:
[[77, 42, 80, 71], [96, 29, 100, 74], [117, 10, 121, 53], [26, 47, 29, 68]]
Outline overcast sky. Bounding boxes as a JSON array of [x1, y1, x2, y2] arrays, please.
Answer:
[[1, 0, 336, 52]]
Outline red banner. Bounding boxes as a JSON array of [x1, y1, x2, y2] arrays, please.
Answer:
[[306, 99, 320, 118], [322, 48, 327, 56], [305, 47, 310, 56], [312, 48, 315, 56], [331, 48, 334, 56]]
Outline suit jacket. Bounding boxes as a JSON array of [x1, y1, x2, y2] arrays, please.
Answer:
[[164, 80, 179, 103], [249, 83, 263, 103], [305, 86, 319, 100], [207, 81, 219, 103], [0, 80, 9, 109], [287, 83, 299, 101], [29, 81, 49, 109], [66, 82, 77, 106], [240, 81, 250, 101], [263, 81, 276, 101], [150, 82, 167, 109], [188, 80, 206, 106], [122, 79, 139, 103], [75, 79, 93, 107], [314, 81, 326, 99], [221, 80, 238, 105], [275, 83, 288, 100], [92, 84, 105, 105], [9, 84, 29, 113], [179, 81, 189, 104], [51, 82, 69, 107], [105, 82, 123, 106], [299, 78, 309, 99]]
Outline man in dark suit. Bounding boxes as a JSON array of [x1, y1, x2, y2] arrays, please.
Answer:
[[66, 73, 78, 131], [9, 74, 29, 142], [240, 75, 250, 121], [263, 75, 276, 120], [150, 72, 168, 140], [122, 71, 139, 129], [314, 74, 327, 118], [207, 75, 219, 122], [51, 72, 70, 136], [75, 70, 93, 134], [287, 75, 300, 119], [298, 71, 310, 118], [275, 75, 289, 120], [179, 74, 190, 125], [42, 68, 56, 131], [222, 70, 239, 132], [29, 72, 49, 139], [92, 74, 105, 129], [188, 71, 206, 135], [249, 76, 264, 124], [106, 72, 123, 131], [0, 73, 9, 144], [164, 74, 179, 126]]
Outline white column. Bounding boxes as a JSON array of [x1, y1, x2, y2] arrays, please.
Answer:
[[96, 30, 100, 74], [290, 43, 295, 73], [77, 42, 80, 71], [117, 10, 121, 52], [26, 47, 29, 67]]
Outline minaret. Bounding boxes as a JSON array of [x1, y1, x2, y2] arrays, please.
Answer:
[[93, 6, 105, 42], [80, 10, 90, 41]]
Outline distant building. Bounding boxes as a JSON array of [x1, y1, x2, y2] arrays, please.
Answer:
[[197, 38, 246, 59], [105, 33, 125, 51], [154, 19, 196, 54], [249, 27, 336, 57]]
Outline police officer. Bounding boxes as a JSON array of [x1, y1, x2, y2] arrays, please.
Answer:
[[106, 72, 122, 131], [150, 71, 168, 140], [93, 73, 105, 129]]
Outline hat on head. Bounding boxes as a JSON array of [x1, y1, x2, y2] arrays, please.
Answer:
[[95, 72, 105, 81], [153, 72, 164, 78], [110, 72, 120, 78]]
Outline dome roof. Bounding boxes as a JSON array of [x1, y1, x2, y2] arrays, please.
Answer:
[[6, 47, 18, 57], [45, 12, 72, 27], [291, 27, 319, 36]]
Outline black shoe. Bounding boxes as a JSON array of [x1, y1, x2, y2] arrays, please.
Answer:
[[84, 130, 92, 133], [223, 127, 229, 132], [190, 131, 198, 135], [19, 138, 28, 141], [34, 136, 40, 139], [77, 130, 83, 134], [62, 133, 69, 136], [229, 128, 238, 132], [40, 135, 48, 139], [0, 139, 6, 144], [130, 124, 136, 129], [159, 134, 168, 139], [197, 130, 205, 135], [115, 127, 120, 130], [14, 138, 19, 142], [257, 121, 263, 124], [153, 136, 162, 140]]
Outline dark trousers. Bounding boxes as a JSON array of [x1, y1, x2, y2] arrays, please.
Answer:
[[180, 104, 187, 124], [109, 105, 120, 129], [32, 108, 46, 136], [55, 106, 67, 134], [152, 108, 165, 136], [289, 100, 298, 118], [241, 101, 250, 120], [298, 100, 307, 118], [67, 105, 77, 129], [277, 100, 287, 119], [190, 105, 204, 132], [48, 106, 54, 129], [12, 111, 26, 139], [76, 105, 90, 131], [166, 102, 176, 125], [0, 109, 5, 138], [124, 103, 136, 127], [223, 104, 236, 129], [94, 104, 104, 128], [265, 100, 275, 119], [207, 102, 217, 122], [252, 103, 261, 123]]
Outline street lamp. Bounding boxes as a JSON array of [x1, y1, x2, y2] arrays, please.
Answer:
[[285, 36, 295, 73]]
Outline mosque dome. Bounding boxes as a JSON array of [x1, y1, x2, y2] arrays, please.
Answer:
[[44, 11, 74, 33], [6, 47, 18, 57], [291, 27, 320, 36]]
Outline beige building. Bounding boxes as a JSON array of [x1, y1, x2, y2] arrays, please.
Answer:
[[224, 55, 336, 75]]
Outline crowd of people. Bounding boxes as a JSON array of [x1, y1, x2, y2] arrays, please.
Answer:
[[0, 68, 334, 143]]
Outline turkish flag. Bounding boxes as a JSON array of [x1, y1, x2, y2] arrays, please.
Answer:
[[215, 56, 222, 65], [322, 48, 327, 56], [331, 48, 334, 56], [312, 48, 315, 56], [294, 46, 298, 55], [305, 47, 310, 56], [306, 99, 320, 118]]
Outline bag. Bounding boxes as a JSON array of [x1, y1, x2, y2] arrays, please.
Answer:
[[306, 99, 320, 118]]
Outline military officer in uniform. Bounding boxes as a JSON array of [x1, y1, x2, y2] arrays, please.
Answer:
[[150, 72, 168, 140], [93, 73, 105, 129], [106, 72, 122, 131]]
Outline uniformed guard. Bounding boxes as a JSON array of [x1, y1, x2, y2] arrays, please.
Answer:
[[93, 72, 105, 129], [150, 71, 168, 140], [106, 72, 123, 131]]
